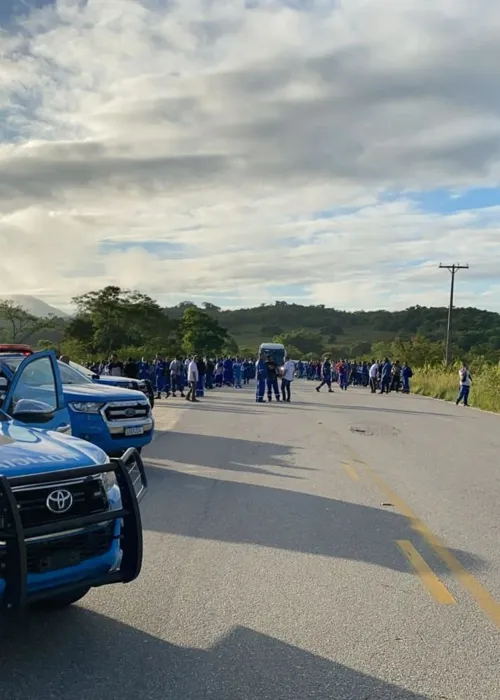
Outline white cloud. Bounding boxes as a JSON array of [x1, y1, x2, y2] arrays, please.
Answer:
[[0, 0, 500, 311]]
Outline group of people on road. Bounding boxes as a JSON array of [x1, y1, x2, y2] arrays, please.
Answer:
[[85, 353, 474, 409], [87, 354, 259, 402], [307, 358, 413, 395]]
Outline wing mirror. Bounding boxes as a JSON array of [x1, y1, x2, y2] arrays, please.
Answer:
[[12, 399, 55, 424]]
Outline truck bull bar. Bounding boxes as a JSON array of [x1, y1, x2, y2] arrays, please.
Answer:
[[0, 448, 147, 610]]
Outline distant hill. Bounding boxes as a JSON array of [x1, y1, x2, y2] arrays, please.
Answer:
[[3, 295, 68, 319], [164, 302, 500, 357]]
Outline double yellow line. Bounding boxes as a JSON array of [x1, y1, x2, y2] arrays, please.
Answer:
[[342, 459, 500, 628]]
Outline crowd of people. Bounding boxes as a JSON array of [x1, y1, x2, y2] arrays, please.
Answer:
[[296, 358, 414, 394], [81, 353, 472, 407], [86, 355, 258, 402]]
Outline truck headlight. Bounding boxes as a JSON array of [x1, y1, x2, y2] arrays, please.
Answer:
[[70, 402, 105, 413]]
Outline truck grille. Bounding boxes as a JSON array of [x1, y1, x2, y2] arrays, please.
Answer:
[[104, 402, 150, 422], [0, 522, 115, 575], [2, 478, 109, 531]]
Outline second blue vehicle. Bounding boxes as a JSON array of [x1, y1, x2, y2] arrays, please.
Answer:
[[0, 347, 154, 457]]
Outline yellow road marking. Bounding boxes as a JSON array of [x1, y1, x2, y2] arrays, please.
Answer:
[[342, 463, 360, 481], [396, 540, 456, 605], [361, 462, 500, 628]]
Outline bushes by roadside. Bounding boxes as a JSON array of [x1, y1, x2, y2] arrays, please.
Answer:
[[412, 363, 500, 413]]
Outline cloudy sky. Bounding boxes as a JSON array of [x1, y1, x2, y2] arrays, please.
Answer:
[[1, 0, 500, 312]]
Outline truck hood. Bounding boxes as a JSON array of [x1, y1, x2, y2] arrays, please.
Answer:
[[95, 376, 146, 387], [63, 382, 148, 403], [0, 420, 108, 477]]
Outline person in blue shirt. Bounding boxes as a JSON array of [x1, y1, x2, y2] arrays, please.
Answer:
[[255, 353, 268, 403], [137, 357, 150, 380], [380, 358, 392, 394], [316, 358, 333, 393], [223, 357, 234, 386], [154, 354, 168, 399], [401, 362, 413, 394], [233, 358, 243, 388]]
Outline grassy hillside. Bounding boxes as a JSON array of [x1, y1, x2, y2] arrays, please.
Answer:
[[165, 302, 500, 358]]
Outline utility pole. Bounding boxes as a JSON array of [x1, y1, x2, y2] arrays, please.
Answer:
[[438, 263, 469, 366]]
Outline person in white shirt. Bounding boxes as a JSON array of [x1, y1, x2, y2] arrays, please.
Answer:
[[186, 356, 200, 403], [281, 359, 296, 402], [369, 361, 379, 394], [456, 362, 472, 406]]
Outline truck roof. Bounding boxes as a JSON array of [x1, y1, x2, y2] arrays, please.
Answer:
[[259, 343, 285, 349]]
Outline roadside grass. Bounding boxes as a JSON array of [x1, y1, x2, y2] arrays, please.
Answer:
[[413, 364, 500, 413]]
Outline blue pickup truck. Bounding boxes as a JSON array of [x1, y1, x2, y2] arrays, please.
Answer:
[[0, 347, 154, 457], [0, 361, 147, 611]]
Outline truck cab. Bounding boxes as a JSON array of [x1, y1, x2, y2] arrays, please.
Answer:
[[0, 348, 154, 457], [0, 353, 147, 611]]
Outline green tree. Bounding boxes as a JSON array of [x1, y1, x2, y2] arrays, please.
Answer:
[[0, 299, 56, 343], [274, 329, 325, 355], [180, 307, 228, 356], [70, 286, 171, 354], [222, 335, 239, 356]]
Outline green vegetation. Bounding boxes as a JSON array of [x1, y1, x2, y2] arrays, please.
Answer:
[[412, 364, 500, 413], [1, 290, 500, 412]]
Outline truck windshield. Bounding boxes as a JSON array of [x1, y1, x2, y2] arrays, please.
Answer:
[[0, 356, 92, 385], [262, 349, 285, 366]]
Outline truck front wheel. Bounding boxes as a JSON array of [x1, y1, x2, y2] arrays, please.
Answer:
[[31, 586, 91, 611]]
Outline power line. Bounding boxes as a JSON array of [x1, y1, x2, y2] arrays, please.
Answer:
[[438, 263, 469, 366]]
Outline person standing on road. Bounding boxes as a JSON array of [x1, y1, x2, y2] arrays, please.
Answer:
[[380, 358, 392, 394], [106, 353, 123, 377], [266, 356, 281, 401], [316, 357, 333, 393], [338, 360, 348, 391], [281, 357, 295, 402], [456, 362, 472, 406], [215, 359, 224, 388], [233, 358, 243, 388], [205, 358, 215, 389], [391, 360, 402, 393], [170, 356, 185, 398], [186, 356, 200, 402], [153, 354, 166, 399], [402, 362, 413, 394], [369, 360, 379, 393], [255, 352, 267, 402]]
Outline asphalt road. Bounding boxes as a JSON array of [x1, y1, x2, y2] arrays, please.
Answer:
[[2, 381, 500, 699]]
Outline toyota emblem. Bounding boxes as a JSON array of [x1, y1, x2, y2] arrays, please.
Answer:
[[46, 489, 73, 514]]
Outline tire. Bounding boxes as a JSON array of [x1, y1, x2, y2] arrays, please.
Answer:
[[30, 586, 91, 611]]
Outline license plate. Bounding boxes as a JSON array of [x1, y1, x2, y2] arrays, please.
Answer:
[[125, 426, 144, 436]]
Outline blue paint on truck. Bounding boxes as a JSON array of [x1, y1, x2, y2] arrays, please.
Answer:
[[0, 351, 147, 611], [0, 350, 154, 457]]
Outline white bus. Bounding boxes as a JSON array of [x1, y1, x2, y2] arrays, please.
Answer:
[[259, 343, 286, 369]]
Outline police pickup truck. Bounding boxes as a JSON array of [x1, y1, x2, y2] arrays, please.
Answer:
[[0, 347, 154, 457], [0, 376, 147, 610]]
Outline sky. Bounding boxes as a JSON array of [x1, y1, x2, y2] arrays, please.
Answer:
[[1, 0, 500, 313]]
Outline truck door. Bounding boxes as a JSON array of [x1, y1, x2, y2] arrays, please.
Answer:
[[3, 350, 72, 434]]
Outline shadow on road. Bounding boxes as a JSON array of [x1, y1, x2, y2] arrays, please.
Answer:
[[149, 431, 311, 479], [0, 613, 433, 700], [143, 464, 484, 576]]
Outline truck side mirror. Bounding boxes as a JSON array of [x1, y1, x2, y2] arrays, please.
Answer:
[[12, 399, 55, 424]]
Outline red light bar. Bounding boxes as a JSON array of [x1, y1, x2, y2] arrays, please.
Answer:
[[0, 344, 33, 355]]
